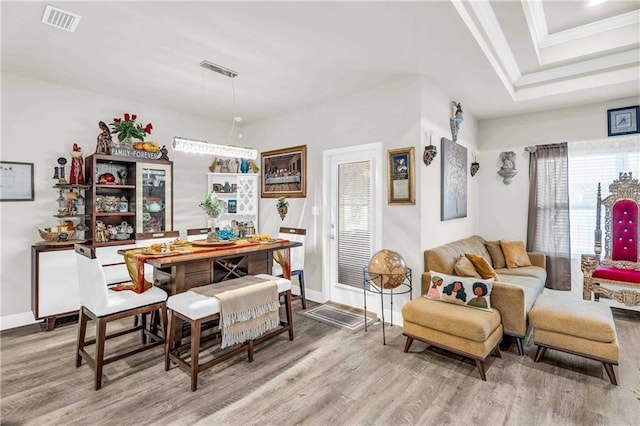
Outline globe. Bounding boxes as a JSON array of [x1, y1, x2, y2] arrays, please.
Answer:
[[367, 249, 407, 289]]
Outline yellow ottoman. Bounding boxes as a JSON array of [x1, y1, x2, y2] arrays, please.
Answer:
[[402, 297, 503, 381], [529, 293, 619, 385]]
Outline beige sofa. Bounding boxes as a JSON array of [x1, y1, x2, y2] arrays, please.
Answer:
[[422, 235, 547, 355]]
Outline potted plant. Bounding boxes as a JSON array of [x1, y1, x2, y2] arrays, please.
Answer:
[[199, 193, 221, 218], [110, 113, 153, 147]]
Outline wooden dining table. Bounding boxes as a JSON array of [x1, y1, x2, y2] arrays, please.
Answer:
[[119, 239, 302, 295]]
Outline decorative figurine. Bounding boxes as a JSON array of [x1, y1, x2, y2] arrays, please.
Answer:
[[497, 151, 518, 184], [276, 197, 289, 220], [450, 101, 464, 142], [69, 143, 84, 185], [159, 145, 170, 161], [248, 159, 260, 173], [423, 130, 437, 166], [96, 121, 112, 154], [54, 157, 67, 185]]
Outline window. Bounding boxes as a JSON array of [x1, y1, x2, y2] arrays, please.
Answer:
[[337, 160, 372, 288], [568, 136, 640, 257]]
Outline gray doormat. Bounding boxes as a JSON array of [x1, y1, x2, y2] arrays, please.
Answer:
[[299, 303, 378, 332]]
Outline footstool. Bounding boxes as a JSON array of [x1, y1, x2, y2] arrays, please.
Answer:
[[529, 292, 619, 385], [402, 297, 503, 381]]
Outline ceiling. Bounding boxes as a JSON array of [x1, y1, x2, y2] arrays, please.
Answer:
[[2, 1, 639, 124]]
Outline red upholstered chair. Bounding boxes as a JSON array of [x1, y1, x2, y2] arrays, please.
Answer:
[[582, 172, 640, 307]]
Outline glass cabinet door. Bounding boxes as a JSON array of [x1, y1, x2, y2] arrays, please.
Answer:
[[136, 162, 172, 233]]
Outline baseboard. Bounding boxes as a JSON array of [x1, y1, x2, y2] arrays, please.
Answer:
[[0, 311, 37, 331], [291, 286, 325, 305]]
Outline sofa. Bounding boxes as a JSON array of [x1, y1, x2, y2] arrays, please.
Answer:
[[421, 235, 547, 354]]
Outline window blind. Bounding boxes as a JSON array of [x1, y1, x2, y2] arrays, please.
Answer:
[[337, 161, 372, 288]]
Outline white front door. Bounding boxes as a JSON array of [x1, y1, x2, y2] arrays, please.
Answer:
[[322, 143, 382, 308]]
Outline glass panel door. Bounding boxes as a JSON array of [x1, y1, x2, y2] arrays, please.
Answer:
[[136, 162, 173, 233]]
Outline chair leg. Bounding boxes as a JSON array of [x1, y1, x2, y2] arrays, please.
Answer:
[[534, 345, 547, 362], [141, 313, 148, 344], [285, 290, 294, 341], [493, 346, 502, 358], [603, 362, 617, 386], [94, 318, 107, 391], [514, 337, 524, 356], [475, 359, 487, 381], [403, 336, 414, 353], [248, 339, 254, 363], [76, 308, 88, 368], [165, 309, 175, 371], [190, 319, 201, 392], [298, 270, 306, 309]]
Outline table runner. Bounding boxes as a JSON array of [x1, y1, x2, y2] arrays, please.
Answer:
[[191, 276, 280, 348]]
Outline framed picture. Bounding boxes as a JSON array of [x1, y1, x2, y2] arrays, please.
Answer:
[[212, 183, 223, 193], [231, 183, 237, 194], [0, 161, 34, 202], [387, 147, 415, 205], [607, 105, 639, 136], [261, 145, 307, 198], [441, 138, 467, 221], [227, 199, 237, 214]]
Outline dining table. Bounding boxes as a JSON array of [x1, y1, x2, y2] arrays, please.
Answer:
[[118, 239, 303, 296]]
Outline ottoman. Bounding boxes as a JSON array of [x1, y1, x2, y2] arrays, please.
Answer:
[[402, 297, 503, 381], [529, 293, 619, 385]]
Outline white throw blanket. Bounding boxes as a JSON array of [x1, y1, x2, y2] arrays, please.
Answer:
[[191, 276, 280, 348]]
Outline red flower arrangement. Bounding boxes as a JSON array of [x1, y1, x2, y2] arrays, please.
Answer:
[[110, 113, 153, 143]]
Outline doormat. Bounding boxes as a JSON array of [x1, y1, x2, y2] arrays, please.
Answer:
[[299, 302, 378, 332]]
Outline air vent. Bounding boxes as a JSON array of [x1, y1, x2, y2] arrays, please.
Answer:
[[41, 4, 81, 32]]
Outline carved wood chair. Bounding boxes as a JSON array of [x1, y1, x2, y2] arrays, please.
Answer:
[[74, 244, 167, 390], [582, 172, 640, 307]]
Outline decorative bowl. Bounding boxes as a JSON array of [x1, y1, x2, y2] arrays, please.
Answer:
[[216, 229, 236, 240], [113, 233, 131, 240], [38, 228, 76, 242]]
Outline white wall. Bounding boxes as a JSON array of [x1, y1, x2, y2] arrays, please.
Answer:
[[244, 76, 480, 305], [419, 76, 480, 251], [0, 73, 233, 321], [477, 96, 640, 242]]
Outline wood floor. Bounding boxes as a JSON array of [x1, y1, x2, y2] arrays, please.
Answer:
[[1, 304, 639, 425]]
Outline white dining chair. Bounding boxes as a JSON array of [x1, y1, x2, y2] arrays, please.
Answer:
[[74, 244, 167, 390]]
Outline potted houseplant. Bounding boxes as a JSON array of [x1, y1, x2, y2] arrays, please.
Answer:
[[199, 193, 221, 218], [110, 113, 153, 147]]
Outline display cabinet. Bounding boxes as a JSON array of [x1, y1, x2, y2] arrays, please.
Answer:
[[86, 154, 173, 246], [207, 173, 259, 233]]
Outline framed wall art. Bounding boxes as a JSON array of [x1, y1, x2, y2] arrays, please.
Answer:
[[607, 105, 639, 136], [387, 147, 415, 205], [261, 145, 307, 198], [0, 161, 34, 201], [441, 137, 467, 220]]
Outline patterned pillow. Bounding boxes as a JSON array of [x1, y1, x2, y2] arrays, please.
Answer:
[[426, 271, 494, 311]]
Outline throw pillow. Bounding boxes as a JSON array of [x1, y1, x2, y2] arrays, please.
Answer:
[[454, 256, 481, 277], [485, 241, 506, 269], [465, 253, 499, 280], [499, 240, 532, 268], [426, 271, 493, 311]]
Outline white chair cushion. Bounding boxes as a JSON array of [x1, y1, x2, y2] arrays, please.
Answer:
[[168, 274, 291, 320], [93, 286, 167, 317]]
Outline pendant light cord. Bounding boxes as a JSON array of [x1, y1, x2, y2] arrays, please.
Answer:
[[227, 77, 236, 143]]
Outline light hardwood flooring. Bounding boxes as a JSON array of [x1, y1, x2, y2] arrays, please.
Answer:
[[1, 304, 639, 426]]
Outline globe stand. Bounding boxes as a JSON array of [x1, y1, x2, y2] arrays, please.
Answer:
[[363, 267, 412, 345]]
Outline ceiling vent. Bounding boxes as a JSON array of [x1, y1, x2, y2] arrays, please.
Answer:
[[41, 4, 81, 32]]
